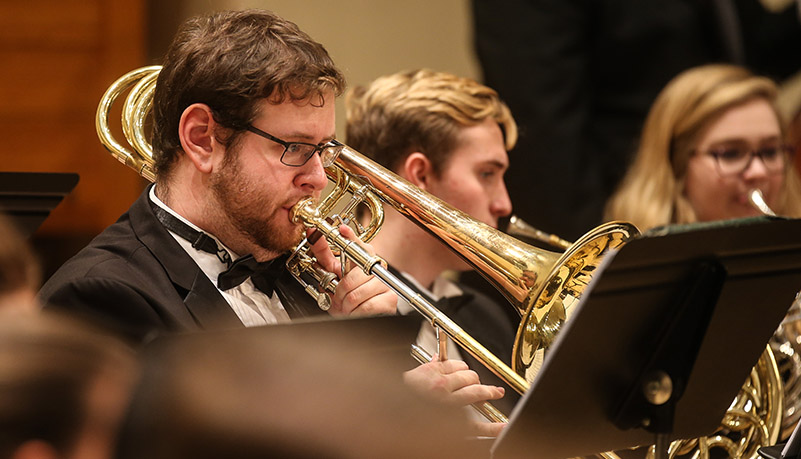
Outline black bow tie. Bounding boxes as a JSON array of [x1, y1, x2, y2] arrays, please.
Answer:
[[385, 264, 474, 315], [217, 254, 287, 296], [435, 293, 475, 315], [150, 196, 286, 296]]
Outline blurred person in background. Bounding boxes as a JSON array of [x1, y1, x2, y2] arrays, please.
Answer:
[[473, 0, 801, 241], [0, 213, 41, 311], [114, 326, 486, 459], [605, 63, 801, 228], [605, 63, 801, 441]]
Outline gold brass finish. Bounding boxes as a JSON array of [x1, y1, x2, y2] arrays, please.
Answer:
[[96, 66, 160, 182], [747, 187, 801, 441], [95, 66, 530, 396], [331, 143, 639, 381], [771, 298, 801, 439], [506, 215, 572, 250]]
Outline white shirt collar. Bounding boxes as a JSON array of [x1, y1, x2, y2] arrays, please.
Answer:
[[148, 185, 290, 326], [149, 185, 235, 282], [396, 271, 464, 315]]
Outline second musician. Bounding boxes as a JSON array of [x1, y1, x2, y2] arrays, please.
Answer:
[[345, 69, 520, 419]]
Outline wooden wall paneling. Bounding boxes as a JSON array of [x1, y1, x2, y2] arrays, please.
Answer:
[[0, 0, 148, 277]]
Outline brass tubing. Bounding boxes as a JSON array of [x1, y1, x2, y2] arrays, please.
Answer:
[[507, 215, 572, 250], [291, 198, 530, 395], [748, 189, 777, 217]]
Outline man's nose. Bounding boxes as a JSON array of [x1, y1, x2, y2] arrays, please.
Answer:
[[295, 152, 329, 191], [492, 183, 513, 218]]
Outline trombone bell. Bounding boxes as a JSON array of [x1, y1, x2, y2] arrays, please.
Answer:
[[333, 144, 639, 381]]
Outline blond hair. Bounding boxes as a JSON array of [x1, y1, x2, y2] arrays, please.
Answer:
[[605, 64, 801, 230], [345, 69, 517, 174]]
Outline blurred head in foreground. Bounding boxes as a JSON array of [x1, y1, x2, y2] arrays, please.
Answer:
[[116, 325, 485, 459], [0, 310, 138, 459]]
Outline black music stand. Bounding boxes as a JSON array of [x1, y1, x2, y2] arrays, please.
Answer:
[[0, 171, 79, 237], [492, 216, 801, 459], [759, 418, 801, 459]]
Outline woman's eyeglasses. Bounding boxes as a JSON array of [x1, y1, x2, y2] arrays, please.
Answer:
[[703, 145, 793, 177]]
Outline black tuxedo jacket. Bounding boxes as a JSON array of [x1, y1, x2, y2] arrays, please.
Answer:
[[39, 187, 324, 344]]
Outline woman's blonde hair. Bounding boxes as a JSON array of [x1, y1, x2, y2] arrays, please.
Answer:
[[605, 64, 801, 231]]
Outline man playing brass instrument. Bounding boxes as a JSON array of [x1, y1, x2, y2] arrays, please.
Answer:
[[345, 69, 520, 419], [40, 10, 397, 342], [38, 9, 504, 440]]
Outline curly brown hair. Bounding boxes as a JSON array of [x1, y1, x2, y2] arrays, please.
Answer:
[[151, 9, 346, 181]]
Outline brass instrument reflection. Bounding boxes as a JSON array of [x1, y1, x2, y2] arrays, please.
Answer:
[[505, 217, 783, 459]]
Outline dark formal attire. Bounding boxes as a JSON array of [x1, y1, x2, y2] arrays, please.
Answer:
[[39, 186, 323, 344]]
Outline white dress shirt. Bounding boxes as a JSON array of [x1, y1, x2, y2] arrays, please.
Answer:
[[396, 272, 466, 362], [149, 187, 291, 326]]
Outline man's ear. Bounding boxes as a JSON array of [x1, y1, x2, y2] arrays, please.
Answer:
[[178, 103, 219, 174], [402, 152, 434, 190]]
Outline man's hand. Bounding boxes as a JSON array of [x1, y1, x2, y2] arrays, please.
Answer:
[[310, 224, 397, 316], [402, 356, 507, 437], [403, 358, 505, 407]]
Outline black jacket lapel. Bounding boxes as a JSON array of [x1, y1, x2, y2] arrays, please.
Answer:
[[129, 186, 244, 331]]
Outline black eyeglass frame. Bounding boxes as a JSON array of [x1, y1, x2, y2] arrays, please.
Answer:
[[246, 125, 342, 167], [702, 144, 794, 177]]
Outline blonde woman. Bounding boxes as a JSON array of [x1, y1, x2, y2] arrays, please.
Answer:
[[606, 63, 801, 442], [605, 64, 801, 230]]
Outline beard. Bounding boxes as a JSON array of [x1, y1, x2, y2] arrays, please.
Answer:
[[209, 150, 306, 254]]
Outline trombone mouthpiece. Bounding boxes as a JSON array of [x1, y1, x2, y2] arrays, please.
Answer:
[[747, 189, 777, 217], [290, 197, 321, 225]]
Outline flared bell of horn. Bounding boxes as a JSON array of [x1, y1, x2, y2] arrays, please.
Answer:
[[334, 144, 639, 382]]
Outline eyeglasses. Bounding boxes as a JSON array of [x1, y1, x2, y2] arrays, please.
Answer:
[[703, 144, 793, 177], [246, 125, 343, 167]]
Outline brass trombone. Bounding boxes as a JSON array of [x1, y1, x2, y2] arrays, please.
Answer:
[[329, 142, 639, 383], [97, 67, 786, 454], [97, 66, 639, 395]]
